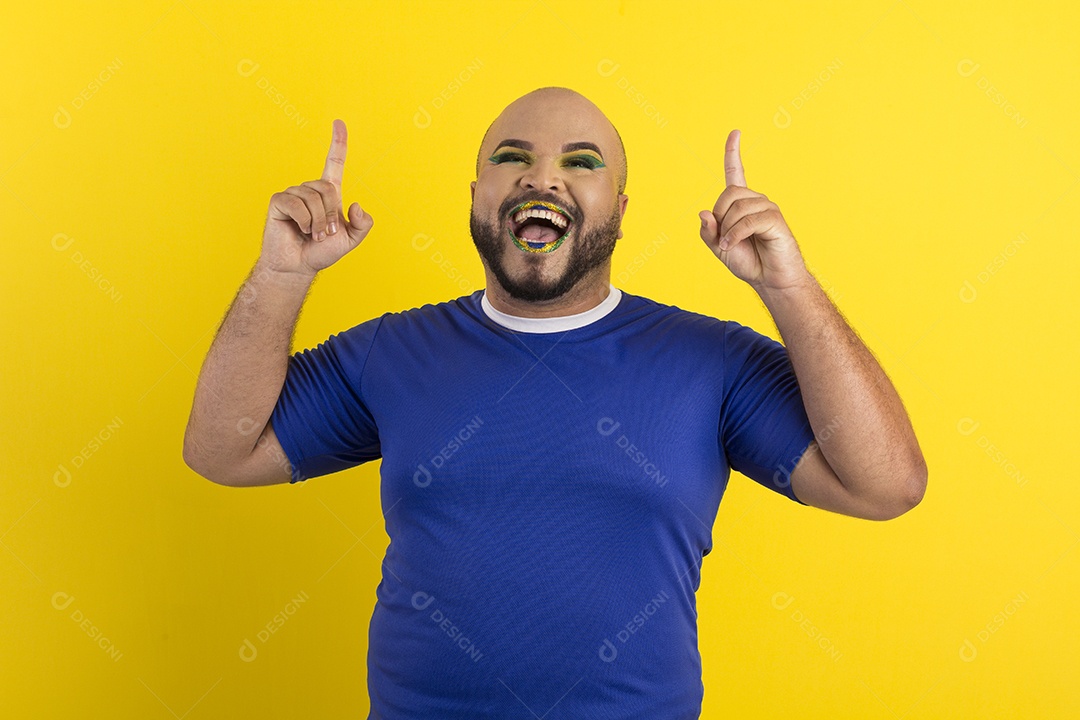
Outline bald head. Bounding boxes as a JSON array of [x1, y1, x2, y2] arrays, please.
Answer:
[[475, 87, 627, 194]]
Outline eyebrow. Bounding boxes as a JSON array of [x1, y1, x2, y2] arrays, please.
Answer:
[[492, 139, 605, 158], [561, 141, 604, 157]]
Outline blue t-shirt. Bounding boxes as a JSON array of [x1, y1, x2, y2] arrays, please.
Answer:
[[269, 286, 815, 719]]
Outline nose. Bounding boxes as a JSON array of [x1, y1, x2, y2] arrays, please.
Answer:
[[519, 158, 565, 192]]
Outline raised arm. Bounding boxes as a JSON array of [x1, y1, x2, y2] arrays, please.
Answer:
[[183, 120, 374, 486], [699, 130, 927, 520]]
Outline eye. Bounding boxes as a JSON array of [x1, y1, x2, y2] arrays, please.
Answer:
[[564, 155, 604, 169], [490, 152, 529, 164]]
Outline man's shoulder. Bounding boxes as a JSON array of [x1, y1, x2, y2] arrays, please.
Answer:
[[358, 291, 484, 330], [316, 292, 482, 355], [620, 290, 735, 338]]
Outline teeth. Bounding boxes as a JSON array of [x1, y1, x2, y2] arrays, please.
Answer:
[[512, 206, 569, 229]]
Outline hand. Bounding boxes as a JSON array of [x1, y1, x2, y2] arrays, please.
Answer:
[[699, 129, 808, 292], [259, 119, 374, 278]]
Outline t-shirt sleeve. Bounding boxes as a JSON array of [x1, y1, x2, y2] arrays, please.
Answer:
[[268, 316, 384, 484], [719, 321, 815, 504]]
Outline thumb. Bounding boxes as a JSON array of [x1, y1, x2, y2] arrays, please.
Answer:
[[699, 211, 719, 248], [344, 202, 374, 242]]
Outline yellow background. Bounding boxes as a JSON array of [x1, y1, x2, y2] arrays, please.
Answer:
[[3, 1, 1077, 717]]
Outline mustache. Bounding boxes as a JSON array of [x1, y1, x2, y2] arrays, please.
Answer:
[[498, 193, 578, 222]]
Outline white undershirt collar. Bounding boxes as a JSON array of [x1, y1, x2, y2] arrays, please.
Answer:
[[481, 284, 622, 333]]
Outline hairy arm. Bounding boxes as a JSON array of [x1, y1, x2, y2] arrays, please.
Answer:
[[760, 273, 927, 520]]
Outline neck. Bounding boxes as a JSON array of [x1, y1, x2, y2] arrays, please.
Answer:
[[484, 268, 612, 318]]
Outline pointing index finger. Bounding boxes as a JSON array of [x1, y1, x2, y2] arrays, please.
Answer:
[[725, 129, 746, 187], [322, 119, 347, 186]]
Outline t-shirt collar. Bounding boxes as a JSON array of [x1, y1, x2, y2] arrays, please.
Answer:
[[480, 284, 622, 333]]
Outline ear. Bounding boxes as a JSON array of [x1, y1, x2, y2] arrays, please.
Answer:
[[470, 180, 476, 200], [616, 193, 629, 239]]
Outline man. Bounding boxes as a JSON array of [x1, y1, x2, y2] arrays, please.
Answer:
[[184, 87, 927, 718]]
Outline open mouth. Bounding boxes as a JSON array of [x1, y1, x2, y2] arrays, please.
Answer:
[[507, 200, 573, 253]]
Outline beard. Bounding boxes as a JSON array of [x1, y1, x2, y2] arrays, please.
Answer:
[[469, 196, 621, 303]]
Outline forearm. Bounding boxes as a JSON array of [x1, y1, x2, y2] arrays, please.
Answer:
[[183, 259, 314, 474], [755, 270, 927, 504]]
